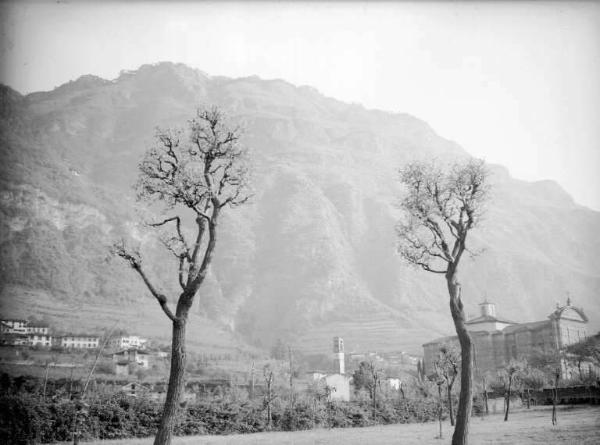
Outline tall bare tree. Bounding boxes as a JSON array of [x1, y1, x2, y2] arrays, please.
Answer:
[[113, 106, 250, 445], [396, 158, 489, 445]]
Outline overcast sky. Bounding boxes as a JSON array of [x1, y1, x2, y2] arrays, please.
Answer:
[[2, 1, 599, 210]]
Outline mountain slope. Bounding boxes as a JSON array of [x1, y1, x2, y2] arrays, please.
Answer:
[[1, 62, 599, 355]]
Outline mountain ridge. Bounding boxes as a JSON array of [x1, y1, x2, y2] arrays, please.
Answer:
[[1, 62, 598, 356]]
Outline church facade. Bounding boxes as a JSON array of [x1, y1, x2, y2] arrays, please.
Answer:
[[422, 299, 589, 377]]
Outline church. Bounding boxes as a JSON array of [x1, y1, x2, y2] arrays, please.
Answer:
[[422, 298, 589, 377]]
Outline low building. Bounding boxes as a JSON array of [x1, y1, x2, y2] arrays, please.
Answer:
[[120, 382, 150, 397], [423, 298, 589, 378], [59, 335, 100, 349], [324, 373, 352, 401], [115, 361, 130, 376], [112, 348, 150, 369]]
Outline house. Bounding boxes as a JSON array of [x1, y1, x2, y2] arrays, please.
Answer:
[[25, 324, 49, 335], [423, 298, 590, 378], [0, 319, 28, 334], [27, 334, 53, 347], [323, 373, 352, 401], [59, 335, 100, 349], [385, 377, 401, 391], [0, 334, 29, 346], [112, 348, 150, 369], [110, 335, 147, 350], [120, 382, 150, 397], [307, 371, 328, 381]]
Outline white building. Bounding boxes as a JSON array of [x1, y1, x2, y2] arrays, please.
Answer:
[[60, 335, 100, 349], [110, 335, 147, 350], [26, 325, 49, 335], [0, 319, 28, 334], [310, 336, 352, 402], [28, 334, 53, 347], [385, 377, 401, 391]]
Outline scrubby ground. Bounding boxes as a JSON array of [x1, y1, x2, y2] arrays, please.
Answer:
[[87, 405, 600, 445]]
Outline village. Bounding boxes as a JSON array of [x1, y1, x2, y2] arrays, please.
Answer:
[[0, 315, 422, 403], [1, 294, 598, 405]]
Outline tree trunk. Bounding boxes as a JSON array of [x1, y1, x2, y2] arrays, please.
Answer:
[[154, 318, 187, 445], [43, 362, 49, 402], [447, 274, 473, 445], [249, 361, 255, 399], [483, 388, 489, 415], [504, 377, 512, 421], [266, 379, 272, 430], [551, 388, 557, 425], [438, 383, 443, 439], [447, 384, 455, 426], [551, 372, 559, 426]]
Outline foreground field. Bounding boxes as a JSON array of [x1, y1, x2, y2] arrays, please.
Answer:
[[87, 405, 600, 445]]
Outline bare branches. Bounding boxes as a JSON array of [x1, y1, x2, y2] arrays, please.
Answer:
[[149, 216, 190, 258], [111, 241, 177, 322], [115, 105, 250, 324], [396, 158, 489, 274]]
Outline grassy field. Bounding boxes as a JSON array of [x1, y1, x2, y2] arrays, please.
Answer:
[[84, 405, 600, 445]]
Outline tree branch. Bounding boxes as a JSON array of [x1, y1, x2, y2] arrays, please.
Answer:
[[112, 242, 177, 322], [132, 264, 177, 322]]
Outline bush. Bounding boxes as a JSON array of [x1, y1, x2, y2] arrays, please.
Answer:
[[0, 382, 445, 443]]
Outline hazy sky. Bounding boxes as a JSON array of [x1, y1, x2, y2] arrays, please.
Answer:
[[2, 1, 599, 209]]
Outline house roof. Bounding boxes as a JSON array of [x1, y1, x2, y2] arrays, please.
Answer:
[[59, 334, 100, 339], [114, 348, 150, 355]]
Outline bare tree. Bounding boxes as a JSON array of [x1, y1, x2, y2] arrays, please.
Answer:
[[113, 106, 250, 445], [565, 333, 600, 380], [498, 358, 525, 421], [520, 365, 545, 409], [263, 366, 277, 430], [288, 346, 295, 414], [434, 344, 460, 426], [353, 360, 383, 416], [396, 158, 489, 445], [529, 348, 564, 425]]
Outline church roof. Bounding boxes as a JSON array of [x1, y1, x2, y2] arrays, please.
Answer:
[[465, 314, 515, 325], [501, 319, 550, 334]]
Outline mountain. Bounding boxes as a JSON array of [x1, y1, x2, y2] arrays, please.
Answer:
[[1, 62, 599, 356]]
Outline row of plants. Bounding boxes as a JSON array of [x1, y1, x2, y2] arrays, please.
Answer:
[[0, 390, 442, 444]]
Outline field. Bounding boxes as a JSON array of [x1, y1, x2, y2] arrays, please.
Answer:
[[85, 405, 600, 445]]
